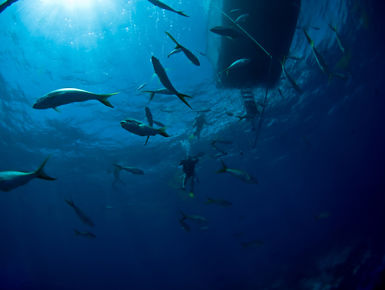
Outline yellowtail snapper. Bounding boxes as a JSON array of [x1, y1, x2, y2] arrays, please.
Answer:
[[65, 199, 95, 227], [165, 32, 200, 66], [217, 160, 258, 184], [151, 56, 192, 109], [147, 0, 188, 17], [0, 157, 56, 192], [33, 88, 118, 111]]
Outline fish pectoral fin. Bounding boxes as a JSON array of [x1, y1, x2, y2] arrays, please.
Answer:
[[53, 107, 60, 112]]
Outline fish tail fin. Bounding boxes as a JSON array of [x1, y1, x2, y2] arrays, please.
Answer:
[[177, 11, 189, 17], [216, 160, 227, 173], [176, 93, 193, 109], [144, 136, 150, 145], [35, 157, 56, 181], [158, 127, 170, 138], [98, 92, 118, 108]]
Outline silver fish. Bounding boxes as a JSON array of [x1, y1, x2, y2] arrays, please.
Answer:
[[165, 32, 200, 66], [217, 160, 258, 184], [147, 0, 188, 17], [65, 199, 95, 227], [222, 58, 251, 75], [33, 88, 118, 111], [151, 56, 192, 109], [210, 26, 241, 39], [113, 164, 144, 175], [120, 119, 169, 141], [0, 157, 55, 192]]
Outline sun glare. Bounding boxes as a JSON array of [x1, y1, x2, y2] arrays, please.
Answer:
[[40, 0, 95, 11]]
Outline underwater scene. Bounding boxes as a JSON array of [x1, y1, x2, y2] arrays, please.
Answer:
[[0, 0, 384, 289]]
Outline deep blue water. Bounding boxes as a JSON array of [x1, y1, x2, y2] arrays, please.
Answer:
[[0, 0, 385, 289]]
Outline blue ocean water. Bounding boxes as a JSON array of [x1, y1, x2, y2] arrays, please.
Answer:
[[0, 0, 384, 289]]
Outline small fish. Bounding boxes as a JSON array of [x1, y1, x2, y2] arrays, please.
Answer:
[[0, 157, 56, 192], [137, 83, 147, 91], [222, 58, 251, 75], [328, 24, 345, 54], [205, 198, 232, 207], [120, 119, 169, 144], [73, 229, 96, 239], [151, 56, 192, 109], [230, 8, 242, 14], [303, 29, 332, 78], [199, 226, 209, 231], [225, 111, 234, 116], [113, 164, 144, 175], [33, 88, 118, 111], [147, 0, 188, 17], [241, 240, 264, 248], [0, 0, 18, 14], [315, 211, 331, 220], [180, 211, 208, 224], [235, 13, 249, 24], [65, 199, 95, 227], [143, 88, 174, 102], [281, 57, 302, 93], [166, 32, 200, 66], [145, 106, 154, 127], [210, 26, 241, 39], [217, 160, 258, 184]]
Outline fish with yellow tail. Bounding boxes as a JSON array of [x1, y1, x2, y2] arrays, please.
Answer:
[[120, 119, 169, 145], [147, 0, 188, 17], [165, 32, 200, 66], [151, 56, 193, 109], [217, 160, 258, 184], [33, 88, 118, 111], [0, 157, 56, 192]]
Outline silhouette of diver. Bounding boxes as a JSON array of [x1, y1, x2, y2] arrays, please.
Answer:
[[179, 155, 200, 197], [192, 113, 209, 139]]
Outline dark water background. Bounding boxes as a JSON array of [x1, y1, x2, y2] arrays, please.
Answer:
[[0, 0, 384, 289]]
